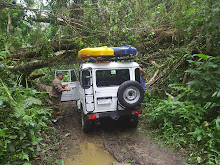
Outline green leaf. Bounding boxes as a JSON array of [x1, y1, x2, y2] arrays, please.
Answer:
[[0, 79, 15, 103], [185, 69, 201, 74], [22, 97, 42, 108], [168, 97, 172, 103], [0, 129, 5, 138], [212, 91, 220, 98], [197, 136, 202, 141], [197, 156, 202, 163], [4, 140, 11, 149], [194, 54, 212, 60], [28, 147, 34, 152], [12, 126, 20, 130], [59, 159, 64, 165], [204, 102, 213, 109], [21, 152, 29, 161], [9, 135, 17, 139], [206, 62, 218, 68], [14, 112, 21, 118], [186, 80, 200, 86]]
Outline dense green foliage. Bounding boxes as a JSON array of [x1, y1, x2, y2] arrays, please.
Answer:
[[0, 0, 219, 164], [0, 78, 54, 164], [144, 0, 220, 53], [0, 57, 56, 164], [143, 55, 220, 164]]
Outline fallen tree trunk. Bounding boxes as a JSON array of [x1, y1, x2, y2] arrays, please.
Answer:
[[8, 39, 78, 60], [8, 50, 76, 87], [8, 50, 76, 73], [135, 29, 177, 54], [146, 55, 185, 90], [8, 48, 42, 59], [146, 69, 159, 86], [30, 73, 45, 80]]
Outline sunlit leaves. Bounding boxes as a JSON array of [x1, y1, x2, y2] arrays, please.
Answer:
[[22, 97, 42, 109], [194, 54, 212, 60]]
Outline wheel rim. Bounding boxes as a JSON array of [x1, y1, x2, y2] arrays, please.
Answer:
[[123, 86, 140, 104]]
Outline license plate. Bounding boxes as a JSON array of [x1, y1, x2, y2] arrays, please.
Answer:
[[97, 98, 112, 104]]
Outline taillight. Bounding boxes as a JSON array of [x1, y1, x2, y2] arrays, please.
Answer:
[[88, 114, 99, 119], [134, 109, 142, 114]]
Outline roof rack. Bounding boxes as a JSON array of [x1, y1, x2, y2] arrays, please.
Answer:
[[83, 55, 135, 63]]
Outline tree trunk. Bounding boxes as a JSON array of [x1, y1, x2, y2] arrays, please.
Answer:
[[8, 39, 78, 59], [29, 73, 45, 80], [8, 50, 76, 73]]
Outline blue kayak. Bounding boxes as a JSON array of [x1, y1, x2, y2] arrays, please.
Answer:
[[110, 46, 137, 55]]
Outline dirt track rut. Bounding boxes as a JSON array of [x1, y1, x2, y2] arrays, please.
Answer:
[[56, 101, 185, 165]]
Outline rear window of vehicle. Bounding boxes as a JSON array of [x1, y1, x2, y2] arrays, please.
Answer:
[[135, 68, 140, 83], [96, 69, 130, 87]]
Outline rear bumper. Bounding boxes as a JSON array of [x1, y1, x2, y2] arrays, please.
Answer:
[[87, 108, 141, 120]]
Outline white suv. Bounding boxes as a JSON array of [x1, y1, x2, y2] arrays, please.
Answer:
[[56, 46, 144, 132]]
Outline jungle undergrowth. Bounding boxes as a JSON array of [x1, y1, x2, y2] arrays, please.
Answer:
[[142, 54, 220, 164]]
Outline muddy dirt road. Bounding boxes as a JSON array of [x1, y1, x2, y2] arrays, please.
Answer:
[[56, 101, 185, 165]]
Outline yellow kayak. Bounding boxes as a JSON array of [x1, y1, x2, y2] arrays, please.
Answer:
[[78, 46, 114, 59]]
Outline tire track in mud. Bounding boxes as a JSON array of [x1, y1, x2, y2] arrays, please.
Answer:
[[56, 101, 185, 165]]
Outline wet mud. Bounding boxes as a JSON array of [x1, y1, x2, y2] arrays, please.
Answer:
[[55, 101, 185, 165]]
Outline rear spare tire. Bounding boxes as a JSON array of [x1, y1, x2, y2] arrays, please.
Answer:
[[117, 80, 144, 108]]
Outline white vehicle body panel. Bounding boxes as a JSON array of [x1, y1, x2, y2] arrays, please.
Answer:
[[79, 62, 139, 115], [61, 81, 80, 101], [93, 87, 119, 112]]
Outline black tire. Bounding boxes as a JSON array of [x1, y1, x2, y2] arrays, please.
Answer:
[[117, 80, 144, 108], [81, 107, 90, 133]]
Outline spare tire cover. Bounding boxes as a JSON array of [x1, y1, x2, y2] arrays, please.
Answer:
[[117, 80, 144, 108]]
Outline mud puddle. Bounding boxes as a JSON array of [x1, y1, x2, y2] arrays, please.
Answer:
[[64, 142, 114, 165]]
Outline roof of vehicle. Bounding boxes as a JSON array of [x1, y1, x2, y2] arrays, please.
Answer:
[[80, 62, 139, 70]]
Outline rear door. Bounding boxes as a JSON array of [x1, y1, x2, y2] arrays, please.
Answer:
[[79, 68, 95, 112], [93, 68, 131, 112], [55, 69, 80, 101]]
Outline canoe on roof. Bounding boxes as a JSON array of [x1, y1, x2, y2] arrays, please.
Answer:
[[78, 46, 114, 59], [78, 46, 137, 59], [110, 46, 137, 55]]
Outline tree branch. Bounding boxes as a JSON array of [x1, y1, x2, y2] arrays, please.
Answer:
[[29, 16, 84, 29], [30, 73, 45, 80], [8, 50, 76, 73], [8, 39, 78, 59]]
